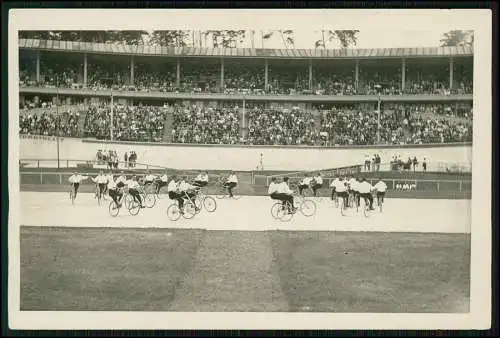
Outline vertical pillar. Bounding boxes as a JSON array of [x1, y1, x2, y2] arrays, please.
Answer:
[[242, 99, 246, 139], [264, 59, 269, 90], [83, 53, 88, 88], [401, 58, 406, 91], [176, 59, 181, 87], [130, 55, 135, 86], [449, 57, 454, 91], [355, 59, 359, 91], [220, 58, 224, 93], [308, 59, 313, 90], [36, 51, 40, 83]]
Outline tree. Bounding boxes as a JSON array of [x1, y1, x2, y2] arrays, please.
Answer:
[[203, 30, 246, 48], [280, 30, 294, 49], [261, 30, 274, 48], [149, 30, 190, 47], [314, 30, 359, 49], [440, 30, 474, 47], [106, 31, 148, 44]]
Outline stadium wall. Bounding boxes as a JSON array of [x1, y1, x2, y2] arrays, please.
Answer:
[[20, 137, 472, 172]]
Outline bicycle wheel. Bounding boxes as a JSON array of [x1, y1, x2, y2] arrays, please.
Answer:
[[70, 189, 75, 205], [182, 201, 196, 219], [203, 196, 217, 212], [362, 199, 372, 218], [340, 197, 346, 216], [271, 202, 282, 219], [143, 193, 156, 208], [167, 203, 181, 221], [216, 188, 226, 199], [128, 200, 141, 216], [299, 199, 317, 217], [194, 196, 203, 214], [231, 190, 241, 200], [109, 200, 120, 217], [277, 202, 294, 222], [124, 194, 133, 209]]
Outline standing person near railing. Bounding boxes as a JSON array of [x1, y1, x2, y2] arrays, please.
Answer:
[[224, 171, 238, 198], [68, 171, 89, 200]]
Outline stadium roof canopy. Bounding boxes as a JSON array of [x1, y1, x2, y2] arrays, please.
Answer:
[[19, 38, 474, 59]]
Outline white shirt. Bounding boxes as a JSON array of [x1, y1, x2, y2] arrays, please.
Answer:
[[160, 174, 169, 182], [96, 174, 108, 184], [107, 179, 117, 190], [277, 182, 293, 195], [116, 175, 127, 184], [178, 181, 194, 192], [330, 178, 339, 188], [107, 174, 113, 183], [350, 180, 359, 192], [227, 175, 238, 183], [69, 174, 87, 184], [334, 180, 347, 192], [301, 177, 312, 185], [196, 174, 209, 182], [314, 176, 323, 185], [358, 181, 374, 194], [145, 174, 156, 181], [374, 181, 388, 192], [127, 180, 140, 189], [268, 182, 279, 195], [167, 180, 178, 192]]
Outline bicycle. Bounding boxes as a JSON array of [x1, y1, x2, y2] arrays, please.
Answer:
[[270, 193, 316, 222], [108, 189, 125, 217], [166, 192, 197, 221], [138, 185, 156, 208], [216, 180, 241, 200], [94, 184, 109, 206], [193, 187, 217, 214], [359, 194, 375, 218]]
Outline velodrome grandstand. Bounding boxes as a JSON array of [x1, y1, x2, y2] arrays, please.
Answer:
[[18, 38, 472, 313]]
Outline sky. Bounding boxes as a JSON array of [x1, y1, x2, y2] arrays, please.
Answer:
[[12, 9, 482, 50]]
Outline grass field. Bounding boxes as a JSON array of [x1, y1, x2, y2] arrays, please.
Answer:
[[20, 226, 470, 313]]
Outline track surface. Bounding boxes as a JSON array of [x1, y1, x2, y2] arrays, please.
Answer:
[[20, 192, 471, 234]]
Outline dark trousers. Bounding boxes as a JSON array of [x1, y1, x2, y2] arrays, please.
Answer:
[[376, 191, 386, 204], [337, 191, 348, 207], [298, 184, 308, 195], [156, 181, 168, 194], [330, 187, 336, 200], [274, 193, 294, 208], [129, 188, 142, 205], [224, 182, 237, 196], [169, 191, 184, 209], [72, 183, 80, 197], [109, 189, 123, 206], [98, 183, 106, 197], [360, 192, 374, 209], [312, 183, 323, 197]]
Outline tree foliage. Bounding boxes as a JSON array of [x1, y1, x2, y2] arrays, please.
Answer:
[[149, 30, 190, 47], [19, 30, 148, 44], [440, 30, 474, 47], [203, 30, 246, 48], [315, 30, 359, 49]]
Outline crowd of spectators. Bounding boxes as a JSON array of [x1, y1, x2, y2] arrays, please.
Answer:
[[20, 56, 473, 96], [84, 104, 167, 142], [171, 105, 241, 144], [19, 110, 80, 137], [246, 107, 318, 146]]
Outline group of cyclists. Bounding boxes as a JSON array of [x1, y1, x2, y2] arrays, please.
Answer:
[[267, 172, 388, 214], [67, 169, 239, 214]]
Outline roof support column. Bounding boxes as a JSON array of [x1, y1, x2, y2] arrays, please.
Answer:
[[449, 57, 454, 91], [130, 55, 135, 86], [83, 53, 87, 88], [308, 59, 313, 90], [36, 51, 40, 83], [355, 59, 359, 92], [220, 58, 224, 93], [401, 58, 406, 92], [264, 59, 269, 91], [176, 59, 180, 88]]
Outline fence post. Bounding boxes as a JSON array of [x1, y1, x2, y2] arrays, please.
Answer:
[[59, 173, 62, 184], [37, 160, 40, 169], [459, 180, 462, 192], [40, 172, 43, 184], [392, 179, 395, 190], [437, 182, 440, 192]]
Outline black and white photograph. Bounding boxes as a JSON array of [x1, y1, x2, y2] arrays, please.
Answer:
[[8, 9, 491, 330]]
